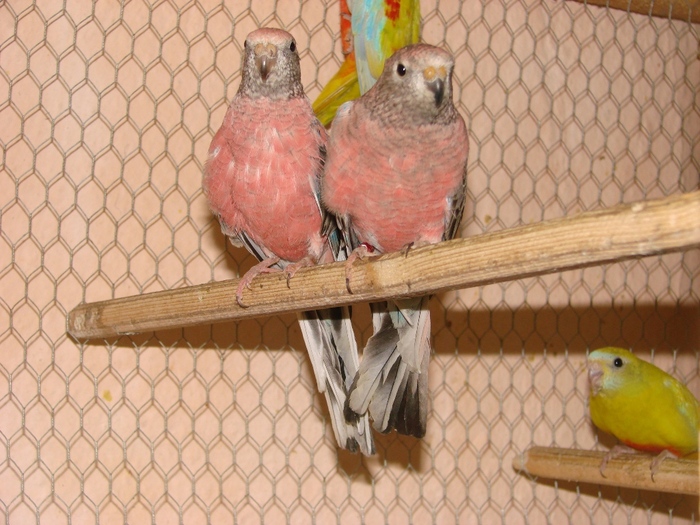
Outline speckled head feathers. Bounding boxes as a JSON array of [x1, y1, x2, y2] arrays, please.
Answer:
[[239, 28, 304, 100], [362, 43, 458, 126]]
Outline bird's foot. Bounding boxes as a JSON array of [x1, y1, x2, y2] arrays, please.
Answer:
[[650, 449, 677, 481], [599, 444, 637, 477], [283, 257, 314, 287], [400, 240, 430, 258], [236, 256, 281, 307], [345, 243, 377, 294]]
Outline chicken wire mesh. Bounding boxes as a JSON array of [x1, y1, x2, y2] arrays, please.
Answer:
[[1, 0, 699, 523]]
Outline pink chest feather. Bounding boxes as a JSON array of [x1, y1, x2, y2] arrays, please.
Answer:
[[203, 97, 326, 262], [324, 117, 468, 253]]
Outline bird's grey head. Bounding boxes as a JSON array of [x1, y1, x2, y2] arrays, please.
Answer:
[[239, 28, 304, 99], [366, 44, 458, 126]]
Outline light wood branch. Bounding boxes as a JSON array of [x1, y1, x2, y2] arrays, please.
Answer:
[[68, 190, 700, 340], [567, 0, 700, 23], [513, 446, 699, 496]]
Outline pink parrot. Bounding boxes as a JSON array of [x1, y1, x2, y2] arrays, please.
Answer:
[[321, 44, 469, 438], [203, 28, 374, 455]]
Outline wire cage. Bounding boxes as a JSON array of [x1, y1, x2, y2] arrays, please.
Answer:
[[1, 0, 698, 523]]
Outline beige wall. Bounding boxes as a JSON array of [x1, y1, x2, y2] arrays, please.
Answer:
[[0, 0, 698, 523]]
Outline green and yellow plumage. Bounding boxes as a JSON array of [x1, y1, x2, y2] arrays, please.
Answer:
[[312, 0, 421, 127], [312, 53, 361, 127], [587, 347, 699, 457], [354, 0, 421, 92]]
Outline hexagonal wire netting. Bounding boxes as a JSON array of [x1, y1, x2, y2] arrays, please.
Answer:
[[0, 0, 698, 523]]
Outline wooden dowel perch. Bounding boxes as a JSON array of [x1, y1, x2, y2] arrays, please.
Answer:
[[513, 446, 699, 496], [68, 190, 700, 339], [567, 0, 700, 24]]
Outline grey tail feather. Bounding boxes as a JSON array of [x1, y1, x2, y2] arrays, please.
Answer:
[[297, 308, 375, 455], [347, 297, 431, 438]]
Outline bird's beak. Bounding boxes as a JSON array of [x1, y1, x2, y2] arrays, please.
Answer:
[[587, 362, 604, 395], [254, 43, 278, 82], [423, 65, 447, 106]]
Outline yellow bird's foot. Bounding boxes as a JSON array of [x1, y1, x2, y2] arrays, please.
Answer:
[[650, 449, 678, 481], [599, 444, 637, 477], [236, 256, 281, 307]]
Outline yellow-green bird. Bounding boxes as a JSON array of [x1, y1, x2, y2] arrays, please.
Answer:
[[313, 0, 421, 127], [587, 347, 699, 475]]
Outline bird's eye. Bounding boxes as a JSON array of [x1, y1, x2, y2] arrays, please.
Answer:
[[397, 63, 406, 76], [613, 357, 623, 368], [289, 41, 296, 52]]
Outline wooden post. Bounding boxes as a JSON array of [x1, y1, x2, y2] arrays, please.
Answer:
[[513, 446, 699, 496], [68, 191, 700, 339]]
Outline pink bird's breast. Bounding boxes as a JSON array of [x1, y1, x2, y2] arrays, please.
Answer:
[[323, 113, 468, 253], [203, 96, 326, 263]]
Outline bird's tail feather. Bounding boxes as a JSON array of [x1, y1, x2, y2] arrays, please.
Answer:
[[348, 297, 431, 438], [297, 308, 375, 455]]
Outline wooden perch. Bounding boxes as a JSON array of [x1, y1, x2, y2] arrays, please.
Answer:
[[513, 446, 699, 496], [567, 0, 700, 23], [68, 190, 700, 340]]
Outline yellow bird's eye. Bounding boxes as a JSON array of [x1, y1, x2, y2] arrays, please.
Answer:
[[613, 357, 623, 368]]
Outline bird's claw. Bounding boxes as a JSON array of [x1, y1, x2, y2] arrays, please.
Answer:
[[235, 256, 281, 307], [598, 444, 637, 479], [236, 277, 256, 308], [344, 243, 376, 294], [650, 450, 676, 481], [282, 258, 312, 288], [401, 240, 430, 258], [235, 281, 251, 308]]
